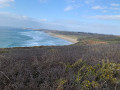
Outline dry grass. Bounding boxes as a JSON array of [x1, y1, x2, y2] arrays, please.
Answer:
[[80, 40, 108, 45]]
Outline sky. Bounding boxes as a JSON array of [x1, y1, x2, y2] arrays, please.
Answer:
[[0, 0, 120, 35]]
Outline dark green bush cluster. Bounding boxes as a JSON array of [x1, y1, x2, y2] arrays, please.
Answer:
[[59, 60, 120, 90]]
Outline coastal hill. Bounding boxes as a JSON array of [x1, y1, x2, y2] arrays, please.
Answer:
[[0, 30, 120, 90], [34, 29, 120, 45]]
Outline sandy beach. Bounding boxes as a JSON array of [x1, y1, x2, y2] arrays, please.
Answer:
[[47, 32, 78, 44]]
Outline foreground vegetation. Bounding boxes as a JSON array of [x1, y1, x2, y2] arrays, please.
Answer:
[[1, 31, 120, 90], [58, 60, 120, 90]]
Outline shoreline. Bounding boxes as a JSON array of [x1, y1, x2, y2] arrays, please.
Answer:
[[46, 32, 78, 44]]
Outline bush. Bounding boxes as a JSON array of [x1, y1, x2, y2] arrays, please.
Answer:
[[60, 60, 120, 90]]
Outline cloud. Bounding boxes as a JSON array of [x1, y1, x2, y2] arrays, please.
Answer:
[[92, 5, 120, 11], [111, 3, 120, 7], [0, 0, 14, 8], [0, 12, 42, 28], [85, 0, 94, 4], [65, 0, 81, 11], [90, 15, 120, 20], [45, 20, 120, 35], [0, 12, 28, 19], [64, 6, 73, 11], [66, 0, 76, 3], [85, 1, 89, 4], [40, 19, 47, 22], [110, 7, 120, 10], [92, 6, 105, 10], [0, 12, 120, 35], [39, 0, 47, 3]]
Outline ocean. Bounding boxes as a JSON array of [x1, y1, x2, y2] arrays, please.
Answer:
[[0, 27, 72, 48]]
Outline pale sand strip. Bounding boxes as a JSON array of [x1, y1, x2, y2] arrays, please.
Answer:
[[47, 32, 78, 44]]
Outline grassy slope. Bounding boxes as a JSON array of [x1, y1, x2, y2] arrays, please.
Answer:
[[0, 31, 120, 90]]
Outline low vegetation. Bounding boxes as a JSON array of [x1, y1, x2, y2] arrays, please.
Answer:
[[59, 59, 120, 90], [0, 31, 120, 90]]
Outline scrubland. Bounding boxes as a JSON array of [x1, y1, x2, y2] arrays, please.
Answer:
[[1, 31, 120, 90]]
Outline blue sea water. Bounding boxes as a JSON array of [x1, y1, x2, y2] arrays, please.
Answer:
[[0, 27, 72, 48]]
